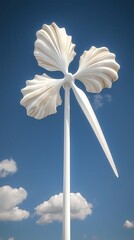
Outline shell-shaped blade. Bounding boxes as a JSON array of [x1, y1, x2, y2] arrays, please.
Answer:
[[20, 74, 64, 119], [34, 22, 76, 74], [71, 82, 119, 177], [74, 46, 120, 93]]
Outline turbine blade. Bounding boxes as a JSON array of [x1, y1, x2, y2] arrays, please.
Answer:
[[71, 82, 119, 177], [20, 74, 64, 119], [34, 22, 76, 74]]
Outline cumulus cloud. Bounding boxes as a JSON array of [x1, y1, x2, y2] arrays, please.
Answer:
[[0, 159, 17, 178], [35, 192, 93, 224], [0, 185, 29, 221], [93, 94, 112, 109], [124, 220, 134, 229]]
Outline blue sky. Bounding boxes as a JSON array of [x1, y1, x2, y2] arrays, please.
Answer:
[[0, 0, 134, 239]]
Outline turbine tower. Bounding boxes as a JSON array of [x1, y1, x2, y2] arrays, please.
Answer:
[[20, 22, 120, 240]]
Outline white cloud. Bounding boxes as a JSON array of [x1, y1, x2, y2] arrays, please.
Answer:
[[124, 220, 134, 229], [35, 192, 93, 224], [93, 94, 112, 109], [0, 237, 15, 240], [0, 159, 17, 178], [0, 185, 29, 221]]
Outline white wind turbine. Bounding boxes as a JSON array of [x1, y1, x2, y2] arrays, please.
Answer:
[[20, 22, 120, 240]]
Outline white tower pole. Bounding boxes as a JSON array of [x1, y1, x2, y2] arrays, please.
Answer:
[[63, 85, 71, 240]]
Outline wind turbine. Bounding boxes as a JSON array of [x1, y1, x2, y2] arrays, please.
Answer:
[[20, 22, 120, 240]]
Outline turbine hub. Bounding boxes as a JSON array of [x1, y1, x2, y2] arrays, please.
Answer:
[[63, 73, 74, 88]]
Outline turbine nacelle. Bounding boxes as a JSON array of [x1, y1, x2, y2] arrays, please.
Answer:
[[63, 73, 74, 89]]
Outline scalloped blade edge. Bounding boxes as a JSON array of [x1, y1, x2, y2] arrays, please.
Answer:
[[71, 82, 119, 177]]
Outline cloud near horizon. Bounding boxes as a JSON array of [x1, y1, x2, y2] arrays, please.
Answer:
[[0, 185, 29, 221], [0, 238, 15, 240], [93, 94, 112, 109], [124, 220, 134, 229], [35, 192, 93, 224], [0, 159, 17, 178]]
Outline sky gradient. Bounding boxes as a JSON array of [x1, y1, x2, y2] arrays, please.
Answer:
[[0, 0, 134, 240]]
